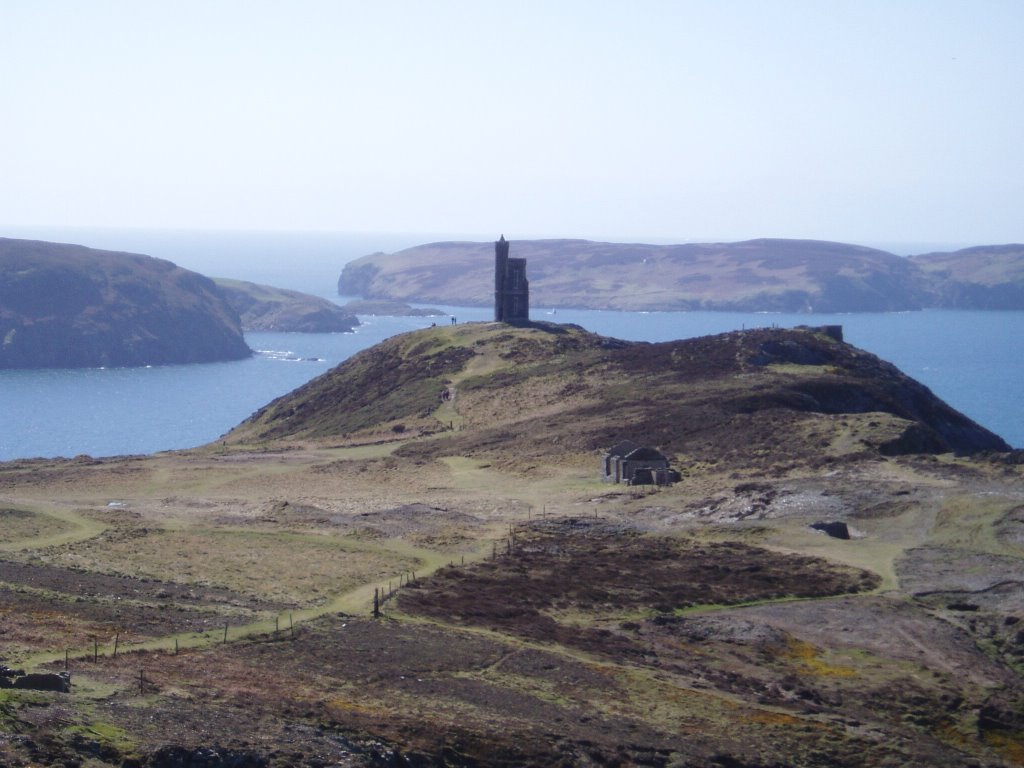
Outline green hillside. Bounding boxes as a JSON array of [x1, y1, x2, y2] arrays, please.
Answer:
[[0, 238, 250, 368]]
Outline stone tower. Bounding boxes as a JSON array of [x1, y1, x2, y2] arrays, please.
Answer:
[[493, 235, 529, 322]]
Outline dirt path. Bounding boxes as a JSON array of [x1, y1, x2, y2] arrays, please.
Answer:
[[0, 501, 107, 552]]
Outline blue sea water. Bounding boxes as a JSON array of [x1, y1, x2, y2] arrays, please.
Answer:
[[0, 229, 1021, 459]]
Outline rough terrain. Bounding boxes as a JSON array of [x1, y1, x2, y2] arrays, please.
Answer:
[[1, 322, 1023, 766]]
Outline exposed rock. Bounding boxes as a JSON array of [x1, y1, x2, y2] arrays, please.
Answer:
[[144, 745, 268, 768], [810, 521, 851, 539], [10, 671, 70, 692]]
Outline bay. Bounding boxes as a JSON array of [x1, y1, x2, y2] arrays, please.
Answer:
[[0, 229, 1021, 459]]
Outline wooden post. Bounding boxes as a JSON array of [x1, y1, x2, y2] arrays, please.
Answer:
[[275, 616, 280, 633], [223, 623, 228, 644], [289, 613, 294, 638], [113, 633, 119, 658], [65, 649, 69, 671], [175, 638, 179, 655], [94, 640, 98, 663], [373, 587, 381, 618]]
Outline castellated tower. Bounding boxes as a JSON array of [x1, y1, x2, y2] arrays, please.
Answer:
[[493, 235, 529, 322]]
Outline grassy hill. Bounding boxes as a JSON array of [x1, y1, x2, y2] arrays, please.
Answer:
[[910, 243, 1024, 309], [229, 320, 1008, 464], [213, 278, 360, 332], [0, 238, 250, 368], [339, 237, 1024, 311]]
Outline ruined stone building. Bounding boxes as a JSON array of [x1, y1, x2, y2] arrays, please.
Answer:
[[602, 440, 680, 485], [494, 235, 529, 322]]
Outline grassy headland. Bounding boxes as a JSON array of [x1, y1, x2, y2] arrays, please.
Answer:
[[0, 321, 1022, 766]]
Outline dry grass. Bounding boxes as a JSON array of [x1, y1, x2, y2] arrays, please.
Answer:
[[44, 527, 419, 606], [0, 507, 72, 546]]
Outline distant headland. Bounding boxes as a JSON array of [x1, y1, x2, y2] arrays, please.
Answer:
[[339, 237, 1024, 312], [0, 238, 251, 369]]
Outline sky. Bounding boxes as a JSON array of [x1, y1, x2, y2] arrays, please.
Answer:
[[2, 1, 1023, 245]]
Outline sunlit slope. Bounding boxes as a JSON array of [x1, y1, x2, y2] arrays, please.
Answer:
[[226, 321, 1009, 465]]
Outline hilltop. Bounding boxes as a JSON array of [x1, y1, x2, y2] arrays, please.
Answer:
[[1, 322, 1023, 767], [229, 321, 1008, 462], [0, 238, 250, 368], [338, 237, 1024, 312]]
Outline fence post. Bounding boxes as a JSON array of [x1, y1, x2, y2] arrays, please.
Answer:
[[113, 633, 119, 658]]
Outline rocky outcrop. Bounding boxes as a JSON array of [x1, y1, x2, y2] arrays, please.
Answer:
[[0, 238, 251, 368], [1, 665, 70, 692], [213, 278, 359, 332]]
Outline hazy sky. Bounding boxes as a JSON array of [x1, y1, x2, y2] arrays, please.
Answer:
[[3, 1, 1022, 244]]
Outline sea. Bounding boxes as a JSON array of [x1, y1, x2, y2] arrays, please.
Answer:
[[1, 228, 1021, 460]]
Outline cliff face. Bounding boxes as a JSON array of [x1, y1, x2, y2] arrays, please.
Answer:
[[213, 279, 359, 333], [338, 237, 1024, 312], [0, 238, 251, 369]]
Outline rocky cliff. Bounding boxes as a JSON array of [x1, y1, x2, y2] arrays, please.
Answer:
[[0, 238, 251, 368]]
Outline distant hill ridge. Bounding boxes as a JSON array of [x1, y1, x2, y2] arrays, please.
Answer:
[[338, 237, 1024, 312], [0, 238, 251, 368]]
